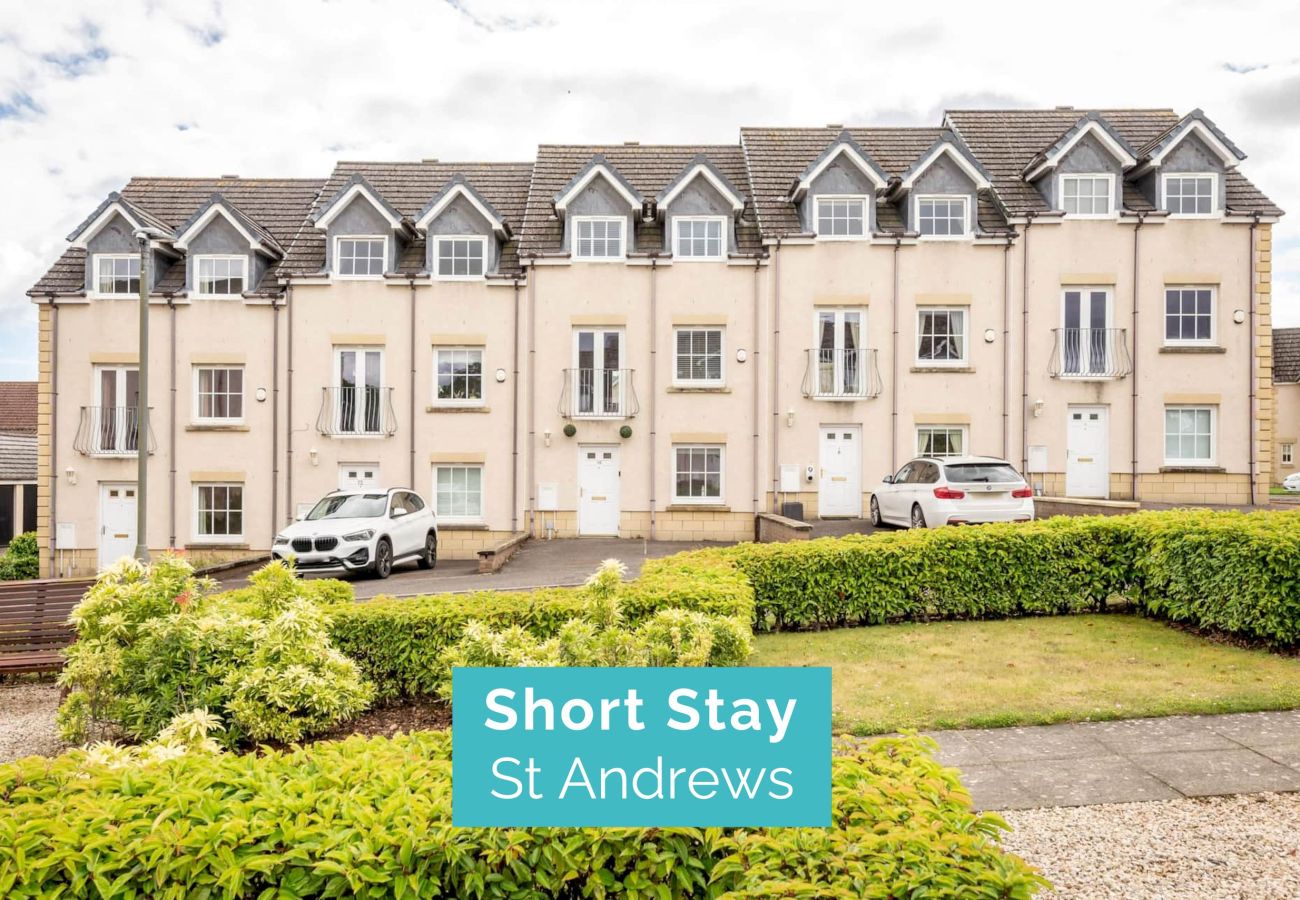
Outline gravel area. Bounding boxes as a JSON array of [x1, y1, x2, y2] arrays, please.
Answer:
[[0, 682, 64, 764], [1000, 793, 1300, 899]]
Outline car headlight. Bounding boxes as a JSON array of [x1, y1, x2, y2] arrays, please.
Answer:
[[273, 534, 289, 545], [342, 529, 375, 542]]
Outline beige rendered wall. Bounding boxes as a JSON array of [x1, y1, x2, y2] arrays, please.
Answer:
[[1275, 382, 1299, 485]]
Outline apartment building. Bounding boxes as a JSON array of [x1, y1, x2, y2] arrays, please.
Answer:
[[28, 107, 1281, 577]]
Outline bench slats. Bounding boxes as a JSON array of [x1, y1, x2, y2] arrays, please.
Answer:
[[0, 577, 92, 673]]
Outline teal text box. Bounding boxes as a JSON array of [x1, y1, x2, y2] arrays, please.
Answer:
[[452, 666, 831, 827]]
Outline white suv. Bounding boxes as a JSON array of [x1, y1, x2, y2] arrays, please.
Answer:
[[273, 488, 437, 579]]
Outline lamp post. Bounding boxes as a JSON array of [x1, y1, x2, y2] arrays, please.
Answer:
[[134, 231, 150, 562]]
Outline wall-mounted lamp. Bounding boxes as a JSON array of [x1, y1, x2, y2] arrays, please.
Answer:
[[1032, 398, 1045, 418], [309, 448, 319, 466], [983, 328, 996, 343], [786, 408, 795, 428], [1233, 309, 1247, 324], [64, 466, 77, 485], [736, 348, 748, 363], [495, 368, 507, 383], [255, 387, 268, 403], [543, 429, 552, 447]]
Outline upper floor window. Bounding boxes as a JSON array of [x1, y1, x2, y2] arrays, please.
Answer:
[[673, 217, 725, 259], [195, 256, 246, 297], [814, 196, 866, 238], [434, 347, 484, 405], [1164, 287, 1215, 345], [916, 196, 968, 238], [573, 217, 624, 260], [194, 366, 244, 423], [435, 236, 486, 279], [95, 255, 140, 296], [1163, 175, 1216, 216], [916, 308, 967, 365], [673, 328, 723, 385], [336, 237, 386, 277], [1060, 174, 1114, 217]]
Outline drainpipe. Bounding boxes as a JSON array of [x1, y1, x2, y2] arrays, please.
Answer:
[[890, 237, 901, 472], [285, 282, 294, 524], [769, 238, 782, 512], [752, 255, 762, 515], [526, 256, 537, 535], [133, 235, 150, 562], [648, 256, 658, 540], [408, 276, 417, 490], [1021, 213, 1036, 479], [271, 293, 280, 540], [511, 275, 522, 532], [46, 297, 58, 576], [1002, 236, 1013, 459], [167, 294, 176, 550], [1130, 213, 1146, 501], [1249, 212, 1261, 506]]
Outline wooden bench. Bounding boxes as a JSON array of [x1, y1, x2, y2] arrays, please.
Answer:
[[0, 577, 91, 674]]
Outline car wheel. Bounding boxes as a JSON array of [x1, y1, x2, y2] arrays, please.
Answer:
[[417, 532, 437, 570], [373, 538, 393, 579], [869, 496, 882, 527], [910, 504, 927, 530]]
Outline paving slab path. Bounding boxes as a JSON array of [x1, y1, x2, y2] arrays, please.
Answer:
[[920, 710, 1300, 810]]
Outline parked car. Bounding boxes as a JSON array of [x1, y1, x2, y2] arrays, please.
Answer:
[[1285, 473, 1300, 493], [870, 456, 1034, 529], [272, 488, 437, 578]]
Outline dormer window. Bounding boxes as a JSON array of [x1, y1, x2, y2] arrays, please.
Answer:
[[94, 255, 140, 296], [574, 217, 624, 260], [673, 217, 725, 260], [916, 196, 969, 239], [1060, 175, 1114, 217], [434, 236, 486, 279], [194, 256, 246, 297], [336, 237, 386, 278], [814, 196, 866, 238], [1163, 174, 1216, 216]]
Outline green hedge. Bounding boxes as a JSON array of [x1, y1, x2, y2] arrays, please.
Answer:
[[0, 732, 1045, 899]]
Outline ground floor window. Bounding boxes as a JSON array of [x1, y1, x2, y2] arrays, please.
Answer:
[[916, 425, 967, 458], [434, 464, 483, 522], [1282, 443, 1294, 466], [194, 483, 243, 540], [673, 445, 723, 502], [1164, 406, 1215, 465]]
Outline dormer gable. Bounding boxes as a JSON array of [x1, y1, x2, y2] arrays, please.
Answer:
[[312, 174, 410, 277], [1022, 114, 1138, 182], [66, 192, 172, 249], [174, 194, 284, 257], [415, 176, 511, 239], [553, 155, 643, 216], [896, 132, 991, 193], [658, 156, 745, 216], [312, 174, 406, 232], [789, 131, 889, 203], [1134, 109, 1246, 176]]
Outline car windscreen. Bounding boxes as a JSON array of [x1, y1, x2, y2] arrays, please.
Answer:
[[305, 494, 388, 520], [944, 463, 1021, 484]]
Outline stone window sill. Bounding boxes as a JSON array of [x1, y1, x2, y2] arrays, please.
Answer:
[[1160, 345, 1226, 354], [186, 424, 250, 432], [666, 386, 731, 394], [665, 503, 730, 512], [910, 366, 974, 374], [184, 542, 250, 550], [1158, 466, 1226, 474], [439, 522, 489, 531], [426, 405, 490, 414]]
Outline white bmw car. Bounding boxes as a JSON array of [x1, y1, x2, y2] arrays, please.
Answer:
[[1284, 472, 1300, 493], [870, 456, 1034, 529], [272, 488, 437, 578]]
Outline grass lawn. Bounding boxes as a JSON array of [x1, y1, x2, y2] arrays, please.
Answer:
[[751, 614, 1300, 734]]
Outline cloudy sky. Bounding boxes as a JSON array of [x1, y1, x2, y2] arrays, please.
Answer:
[[2, 0, 1299, 379]]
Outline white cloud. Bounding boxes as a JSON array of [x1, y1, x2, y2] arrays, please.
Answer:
[[2, 0, 1299, 379]]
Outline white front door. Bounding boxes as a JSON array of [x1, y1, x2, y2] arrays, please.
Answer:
[[338, 463, 380, 491], [819, 425, 862, 517], [1066, 406, 1109, 498], [99, 483, 137, 569], [578, 445, 620, 535]]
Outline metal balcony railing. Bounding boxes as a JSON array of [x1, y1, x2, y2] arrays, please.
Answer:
[[559, 368, 639, 419], [316, 386, 397, 436], [801, 348, 883, 399], [1049, 328, 1133, 379], [74, 406, 157, 456]]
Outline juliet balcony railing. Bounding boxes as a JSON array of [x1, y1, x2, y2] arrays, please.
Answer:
[[74, 406, 157, 456], [316, 386, 397, 437], [1049, 328, 1133, 379], [559, 368, 639, 419], [801, 348, 883, 400]]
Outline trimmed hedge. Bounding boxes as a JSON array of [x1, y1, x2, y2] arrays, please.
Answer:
[[0, 732, 1045, 898]]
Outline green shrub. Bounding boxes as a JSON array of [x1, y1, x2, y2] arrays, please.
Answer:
[[0, 731, 1045, 898], [0, 531, 39, 581], [58, 557, 372, 746]]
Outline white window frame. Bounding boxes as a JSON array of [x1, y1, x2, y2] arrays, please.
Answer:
[[192, 365, 245, 424], [1163, 286, 1217, 347], [432, 463, 484, 524], [916, 425, 968, 459], [672, 216, 727, 260], [813, 195, 868, 240], [1058, 287, 1115, 377], [333, 346, 386, 436], [811, 308, 869, 398], [1163, 405, 1217, 466], [914, 195, 970, 240], [433, 346, 485, 407], [672, 327, 725, 386], [192, 254, 248, 298], [192, 482, 244, 543], [1281, 442, 1295, 466], [1161, 173, 1220, 218], [572, 216, 625, 261], [91, 253, 141, 298], [1058, 173, 1116, 218], [915, 307, 968, 367], [433, 235, 488, 280], [333, 235, 388, 279], [672, 444, 724, 504]]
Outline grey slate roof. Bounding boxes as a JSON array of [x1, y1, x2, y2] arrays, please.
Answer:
[[1275, 328, 1300, 384], [0, 382, 37, 434], [0, 433, 36, 482]]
